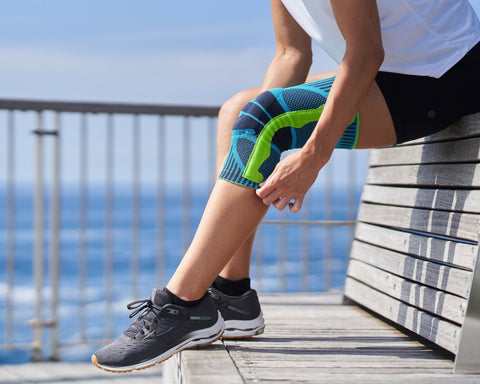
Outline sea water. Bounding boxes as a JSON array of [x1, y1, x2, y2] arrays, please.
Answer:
[[0, 183, 361, 363]]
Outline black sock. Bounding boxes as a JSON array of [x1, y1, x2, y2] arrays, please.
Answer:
[[212, 275, 251, 296], [163, 287, 204, 307]]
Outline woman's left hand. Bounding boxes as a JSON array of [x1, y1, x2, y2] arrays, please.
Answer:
[[256, 147, 327, 213]]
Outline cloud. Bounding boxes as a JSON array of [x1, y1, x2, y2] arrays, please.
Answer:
[[0, 46, 273, 104]]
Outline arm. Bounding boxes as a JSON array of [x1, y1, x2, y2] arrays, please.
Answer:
[[261, 0, 313, 91], [257, 0, 384, 213]]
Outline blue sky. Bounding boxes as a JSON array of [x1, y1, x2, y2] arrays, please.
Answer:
[[0, 1, 336, 106], [0, 1, 478, 185], [1, 0, 478, 105], [0, 1, 337, 186]]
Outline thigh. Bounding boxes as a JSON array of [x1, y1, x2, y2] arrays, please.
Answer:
[[355, 80, 397, 148], [293, 71, 398, 149]]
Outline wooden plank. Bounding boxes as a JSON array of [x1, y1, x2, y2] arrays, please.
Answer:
[[361, 185, 480, 214], [399, 113, 480, 145], [357, 203, 480, 243], [0, 362, 163, 383], [349, 240, 472, 298], [344, 278, 461, 354], [347, 259, 467, 324], [168, 293, 479, 382], [354, 223, 477, 270], [8, 362, 480, 384], [166, 344, 244, 384], [366, 163, 480, 188], [370, 137, 480, 166]]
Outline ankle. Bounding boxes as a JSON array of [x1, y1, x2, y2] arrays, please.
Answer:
[[163, 287, 204, 307], [212, 275, 251, 296]]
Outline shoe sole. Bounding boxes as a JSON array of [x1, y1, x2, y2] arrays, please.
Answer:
[[222, 314, 265, 339], [91, 314, 225, 373]]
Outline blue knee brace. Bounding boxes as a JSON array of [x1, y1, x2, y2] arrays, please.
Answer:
[[218, 76, 359, 189]]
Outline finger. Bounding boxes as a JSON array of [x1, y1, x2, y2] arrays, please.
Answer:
[[256, 181, 271, 199], [257, 182, 283, 205], [264, 191, 285, 206], [289, 196, 304, 214], [273, 197, 289, 211]]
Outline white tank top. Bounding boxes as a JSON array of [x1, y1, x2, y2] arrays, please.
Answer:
[[281, 0, 480, 78]]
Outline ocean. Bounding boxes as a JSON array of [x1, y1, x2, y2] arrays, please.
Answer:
[[0, 183, 361, 363]]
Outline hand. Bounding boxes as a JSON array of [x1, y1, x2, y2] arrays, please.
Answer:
[[256, 148, 325, 213]]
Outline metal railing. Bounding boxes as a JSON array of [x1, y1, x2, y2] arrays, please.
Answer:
[[0, 98, 367, 362]]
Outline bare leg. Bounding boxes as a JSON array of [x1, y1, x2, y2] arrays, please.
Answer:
[[166, 181, 269, 300], [216, 88, 262, 280]]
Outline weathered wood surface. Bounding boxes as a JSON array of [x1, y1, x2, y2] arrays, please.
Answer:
[[369, 137, 480, 166], [347, 259, 467, 324], [166, 343, 243, 384], [344, 281, 460, 354], [366, 163, 480, 188], [350, 241, 472, 298], [362, 185, 480, 214], [357, 203, 480, 243], [165, 293, 480, 383], [355, 223, 477, 270], [0, 362, 163, 383]]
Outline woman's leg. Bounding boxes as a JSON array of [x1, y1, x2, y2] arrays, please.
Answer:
[[214, 73, 341, 281], [166, 74, 396, 301], [166, 181, 268, 300], [92, 72, 397, 373], [215, 88, 262, 281]]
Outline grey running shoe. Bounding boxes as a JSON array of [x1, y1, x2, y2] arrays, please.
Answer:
[[208, 287, 265, 338], [92, 288, 224, 373]]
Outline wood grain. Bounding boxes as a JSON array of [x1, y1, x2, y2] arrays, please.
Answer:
[[349, 240, 472, 298], [344, 279, 460, 354], [357, 203, 480, 243], [347, 259, 467, 324], [354, 223, 477, 270]]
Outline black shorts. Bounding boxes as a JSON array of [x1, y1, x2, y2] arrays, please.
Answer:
[[375, 41, 480, 144]]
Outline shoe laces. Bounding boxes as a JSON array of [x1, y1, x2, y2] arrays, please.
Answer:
[[124, 299, 162, 338]]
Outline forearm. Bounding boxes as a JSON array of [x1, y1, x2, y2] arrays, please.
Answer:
[[303, 0, 385, 164], [261, 0, 313, 92], [261, 49, 312, 92], [305, 48, 384, 163]]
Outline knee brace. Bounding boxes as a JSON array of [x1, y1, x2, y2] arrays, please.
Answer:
[[218, 76, 359, 189]]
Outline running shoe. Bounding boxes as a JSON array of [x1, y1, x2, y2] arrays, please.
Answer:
[[91, 288, 224, 373], [208, 287, 265, 338]]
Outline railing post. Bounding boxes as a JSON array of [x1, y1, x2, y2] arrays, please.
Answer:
[[6, 111, 16, 349], [182, 116, 191, 253], [30, 113, 60, 362], [454, 230, 480, 373], [31, 112, 45, 362], [49, 112, 61, 361], [157, 115, 166, 287]]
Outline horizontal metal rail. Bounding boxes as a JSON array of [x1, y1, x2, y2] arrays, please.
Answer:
[[0, 98, 220, 117], [261, 220, 356, 226]]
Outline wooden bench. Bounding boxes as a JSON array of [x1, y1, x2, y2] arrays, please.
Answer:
[[344, 112, 480, 373], [165, 113, 480, 382]]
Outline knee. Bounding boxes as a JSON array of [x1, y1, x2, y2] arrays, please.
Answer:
[[219, 89, 259, 125], [217, 89, 260, 171], [232, 89, 285, 134]]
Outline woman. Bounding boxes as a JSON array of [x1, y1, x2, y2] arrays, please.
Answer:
[[92, 0, 480, 372]]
